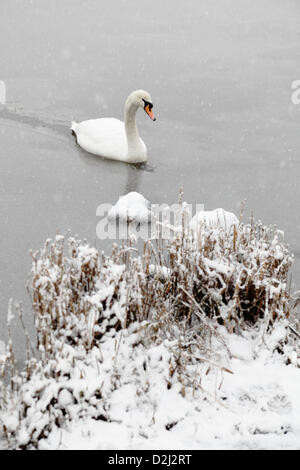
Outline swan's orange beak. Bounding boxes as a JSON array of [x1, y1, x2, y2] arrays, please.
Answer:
[[145, 104, 156, 121]]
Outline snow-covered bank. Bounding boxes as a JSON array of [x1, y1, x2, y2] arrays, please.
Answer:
[[31, 327, 300, 450], [0, 214, 299, 450], [1, 323, 300, 450]]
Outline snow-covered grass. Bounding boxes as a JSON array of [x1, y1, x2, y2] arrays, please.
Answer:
[[0, 213, 299, 450]]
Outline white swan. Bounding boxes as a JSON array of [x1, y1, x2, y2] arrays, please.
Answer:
[[71, 90, 156, 163]]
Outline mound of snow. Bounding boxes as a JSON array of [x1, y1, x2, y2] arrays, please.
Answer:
[[108, 192, 153, 224], [190, 208, 239, 233]]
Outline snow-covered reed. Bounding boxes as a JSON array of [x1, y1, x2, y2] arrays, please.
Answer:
[[0, 213, 298, 449]]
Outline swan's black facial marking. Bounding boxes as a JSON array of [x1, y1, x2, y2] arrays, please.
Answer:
[[142, 99, 153, 110], [142, 98, 156, 121]]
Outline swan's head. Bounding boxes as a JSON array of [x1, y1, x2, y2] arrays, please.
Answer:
[[128, 90, 156, 121]]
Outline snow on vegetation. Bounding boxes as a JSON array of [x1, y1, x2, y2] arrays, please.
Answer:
[[108, 191, 153, 224], [0, 211, 299, 450], [190, 208, 239, 234]]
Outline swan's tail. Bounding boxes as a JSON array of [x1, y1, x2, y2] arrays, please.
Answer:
[[71, 121, 77, 132], [71, 121, 78, 141]]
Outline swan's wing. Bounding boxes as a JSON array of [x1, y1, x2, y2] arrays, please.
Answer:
[[74, 118, 128, 160]]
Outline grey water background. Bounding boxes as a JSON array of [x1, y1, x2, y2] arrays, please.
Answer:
[[0, 0, 300, 360]]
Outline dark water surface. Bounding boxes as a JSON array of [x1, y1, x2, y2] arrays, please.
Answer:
[[0, 0, 300, 358]]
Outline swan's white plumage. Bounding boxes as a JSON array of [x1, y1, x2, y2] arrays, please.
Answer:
[[71, 118, 146, 162]]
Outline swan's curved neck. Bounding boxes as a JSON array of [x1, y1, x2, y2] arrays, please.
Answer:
[[124, 98, 145, 161]]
